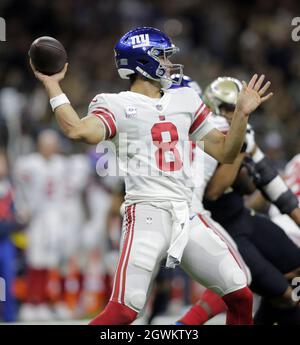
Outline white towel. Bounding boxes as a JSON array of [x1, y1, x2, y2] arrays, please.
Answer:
[[165, 201, 191, 268], [150, 201, 190, 268]]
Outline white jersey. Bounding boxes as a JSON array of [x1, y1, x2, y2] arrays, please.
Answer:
[[191, 115, 229, 213], [14, 153, 67, 215], [62, 154, 92, 258], [63, 154, 91, 227], [88, 87, 214, 205], [14, 153, 68, 268]]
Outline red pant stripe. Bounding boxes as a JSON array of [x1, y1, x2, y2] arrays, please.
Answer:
[[111, 205, 132, 302], [121, 205, 136, 304]]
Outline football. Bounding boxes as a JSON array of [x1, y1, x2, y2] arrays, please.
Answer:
[[29, 36, 67, 75]]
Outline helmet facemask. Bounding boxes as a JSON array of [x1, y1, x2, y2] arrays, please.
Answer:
[[137, 45, 183, 89]]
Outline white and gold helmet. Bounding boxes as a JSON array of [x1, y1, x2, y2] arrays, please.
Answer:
[[203, 77, 242, 115]]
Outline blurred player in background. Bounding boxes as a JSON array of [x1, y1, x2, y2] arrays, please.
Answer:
[[247, 154, 300, 247], [14, 130, 67, 321], [178, 77, 300, 325], [0, 151, 25, 322], [30, 26, 272, 325], [269, 155, 300, 245]]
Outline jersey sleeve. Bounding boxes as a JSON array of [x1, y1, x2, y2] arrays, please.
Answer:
[[87, 94, 117, 140], [189, 95, 215, 141]]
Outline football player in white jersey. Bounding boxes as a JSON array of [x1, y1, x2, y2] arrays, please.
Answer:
[[15, 129, 67, 321], [30, 27, 272, 325]]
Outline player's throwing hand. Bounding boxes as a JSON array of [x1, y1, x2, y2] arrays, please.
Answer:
[[30, 59, 68, 85]]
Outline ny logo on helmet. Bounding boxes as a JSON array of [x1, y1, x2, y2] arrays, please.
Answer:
[[131, 34, 150, 49]]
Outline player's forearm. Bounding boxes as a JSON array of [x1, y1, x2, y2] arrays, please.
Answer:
[[42, 80, 104, 144], [251, 147, 299, 215], [42, 79, 82, 139], [55, 105, 106, 144], [222, 109, 248, 163], [54, 103, 84, 140], [205, 153, 245, 200]]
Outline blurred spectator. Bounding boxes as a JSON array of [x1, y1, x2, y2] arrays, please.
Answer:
[[0, 151, 24, 322], [14, 130, 68, 321], [0, 0, 299, 163]]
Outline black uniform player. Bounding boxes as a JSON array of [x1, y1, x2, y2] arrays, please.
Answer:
[[180, 77, 300, 325]]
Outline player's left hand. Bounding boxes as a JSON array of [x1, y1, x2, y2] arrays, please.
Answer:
[[236, 74, 273, 115]]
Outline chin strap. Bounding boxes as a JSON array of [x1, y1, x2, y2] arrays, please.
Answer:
[[160, 78, 172, 89], [135, 67, 176, 89]]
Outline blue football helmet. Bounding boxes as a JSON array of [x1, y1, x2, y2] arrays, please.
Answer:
[[171, 74, 202, 97], [114, 27, 183, 89]]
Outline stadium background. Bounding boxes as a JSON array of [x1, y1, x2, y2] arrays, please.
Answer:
[[0, 0, 299, 323]]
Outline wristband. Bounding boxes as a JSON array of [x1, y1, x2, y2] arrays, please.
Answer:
[[252, 147, 264, 163], [49, 93, 70, 111]]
